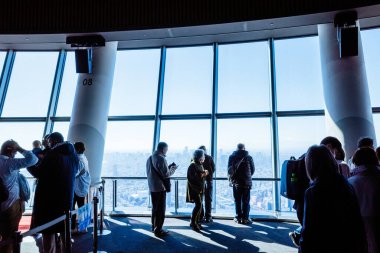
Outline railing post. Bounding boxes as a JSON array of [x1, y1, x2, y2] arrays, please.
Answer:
[[93, 196, 99, 253], [12, 231, 22, 253], [112, 179, 117, 212], [174, 180, 179, 214], [100, 182, 105, 233], [64, 210, 72, 253]]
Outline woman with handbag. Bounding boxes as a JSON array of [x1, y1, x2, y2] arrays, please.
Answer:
[[186, 149, 208, 232]]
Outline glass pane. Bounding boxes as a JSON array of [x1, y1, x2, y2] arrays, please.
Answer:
[[362, 29, 380, 107], [0, 52, 6, 76], [372, 114, 380, 144], [102, 121, 154, 177], [217, 118, 273, 178], [218, 42, 271, 113], [159, 120, 211, 177], [56, 52, 77, 116], [115, 179, 150, 212], [216, 180, 275, 216], [162, 46, 213, 114], [278, 116, 326, 173], [109, 49, 160, 116], [2, 52, 58, 117], [275, 37, 324, 111], [52, 121, 71, 140]]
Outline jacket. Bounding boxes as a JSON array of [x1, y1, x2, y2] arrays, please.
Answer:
[[146, 151, 175, 192], [74, 154, 91, 198], [299, 174, 367, 253], [349, 165, 380, 253], [186, 162, 205, 203], [203, 154, 215, 181], [27, 142, 79, 233], [227, 150, 255, 188]]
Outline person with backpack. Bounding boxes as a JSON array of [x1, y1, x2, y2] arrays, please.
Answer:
[[227, 143, 255, 224], [0, 140, 38, 253], [186, 149, 209, 232], [71, 142, 91, 234], [146, 142, 177, 238]]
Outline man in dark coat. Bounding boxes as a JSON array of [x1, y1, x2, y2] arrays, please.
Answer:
[[28, 132, 79, 253], [198, 146, 215, 223], [228, 143, 255, 224]]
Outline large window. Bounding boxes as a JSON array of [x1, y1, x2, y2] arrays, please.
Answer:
[[102, 121, 155, 177], [56, 52, 77, 116], [218, 42, 271, 113], [362, 29, 380, 108], [275, 37, 324, 111], [2, 52, 58, 117], [52, 121, 70, 139], [216, 118, 273, 178], [159, 120, 211, 177], [162, 46, 213, 114], [109, 49, 160, 116]]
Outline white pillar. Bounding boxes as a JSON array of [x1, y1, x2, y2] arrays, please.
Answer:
[[68, 42, 118, 185], [318, 23, 376, 158]]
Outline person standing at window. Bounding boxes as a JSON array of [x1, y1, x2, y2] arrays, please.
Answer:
[[198, 146, 215, 223], [146, 142, 177, 238], [228, 143, 255, 224], [71, 142, 91, 233], [299, 145, 367, 253], [187, 149, 208, 232], [0, 140, 38, 253]]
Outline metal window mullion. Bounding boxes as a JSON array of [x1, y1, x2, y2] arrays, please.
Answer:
[[0, 50, 16, 116], [152, 46, 166, 153], [211, 43, 218, 212], [269, 38, 281, 215], [43, 50, 67, 137]]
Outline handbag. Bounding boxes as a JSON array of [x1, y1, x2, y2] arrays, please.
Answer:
[[228, 156, 246, 187], [18, 173, 31, 202], [150, 157, 171, 192]]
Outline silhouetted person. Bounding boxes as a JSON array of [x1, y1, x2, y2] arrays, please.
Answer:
[[299, 145, 367, 253], [27, 132, 79, 253], [358, 137, 375, 150], [32, 140, 43, 160], [228, 143, 255, 224], [186, 149, 208, 232], [349, 148, 380, 253], [0, 140, 37, 253], [71, 142, 91, 233], [146, 142, 177, 237], [376, 146, 380, 162], [198, 145, 215, 223]]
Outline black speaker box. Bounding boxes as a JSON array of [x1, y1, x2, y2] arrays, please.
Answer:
[[339, 27, 358, 58], [75, 49, 93, 73]]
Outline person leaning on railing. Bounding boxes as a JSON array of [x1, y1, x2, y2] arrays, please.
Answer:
[[0, 140, 38, 253]]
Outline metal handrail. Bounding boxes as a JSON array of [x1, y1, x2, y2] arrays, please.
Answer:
[[101, 176, 280, 181]]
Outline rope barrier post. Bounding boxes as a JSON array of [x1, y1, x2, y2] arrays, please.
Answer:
[[64, 210, 72, 253], [100, 182, 105, 234], [12, 231, 22, 253], [93, 196, 99, 253]]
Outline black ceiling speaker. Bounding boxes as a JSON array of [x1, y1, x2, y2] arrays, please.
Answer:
[[75, 48, 93, 74], [334, 11, 358, 58]]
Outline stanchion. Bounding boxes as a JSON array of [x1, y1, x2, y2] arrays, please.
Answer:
[[64, 210, 72, 253], [93, 196, 99, 253], [12, 231, 22, 253]]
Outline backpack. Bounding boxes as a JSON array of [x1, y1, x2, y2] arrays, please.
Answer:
[[228, 156, 247, 187], [18, 173, 31, 202], [280, 154, 309, 200]]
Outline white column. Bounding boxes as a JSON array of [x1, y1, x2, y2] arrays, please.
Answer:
[[68, 42, 118, 185], [318, 23, 376, 158]]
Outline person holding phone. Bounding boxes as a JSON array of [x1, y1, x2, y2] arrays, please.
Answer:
[[146, 142, 177, 237], [186, 149, 208, 232]]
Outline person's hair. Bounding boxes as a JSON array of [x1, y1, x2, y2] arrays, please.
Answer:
[[335, 147, 346, 161], [376, 147, 380, 161], [237, 143, 245, 150], [33, 140, 41, 148], [193, 149, 205, 162], [357, 137, 374, 148], [0, 140, 15, 156], [74, 142, 85, 154], [48, 132, 64, 144], [306, 145, 339, 181], [352, 147, 379, 167], [320, 136, 342, 149], [198, 145, 206, 151], [157, 142, 168, 152]]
